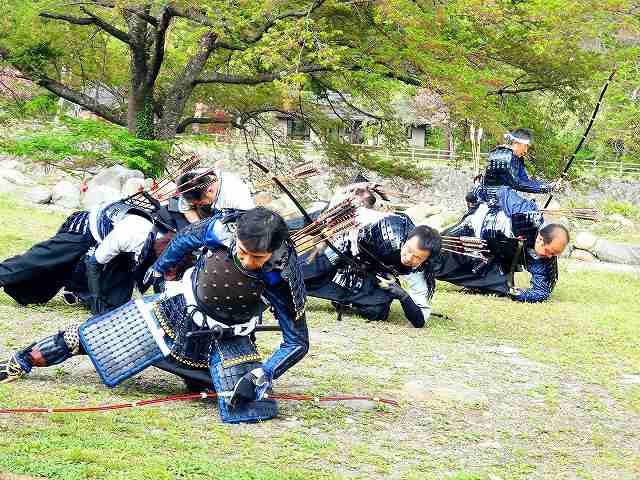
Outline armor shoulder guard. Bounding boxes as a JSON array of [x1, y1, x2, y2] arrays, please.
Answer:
[[358, 214, 415, 253], [512, 212, 543, 246], [484, 147, 517, 187]]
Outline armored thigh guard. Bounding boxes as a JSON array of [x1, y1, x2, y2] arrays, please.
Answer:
[[209, 336, 277, 424]]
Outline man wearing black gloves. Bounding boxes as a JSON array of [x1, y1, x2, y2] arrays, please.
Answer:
[[302, 215, 441, 327]]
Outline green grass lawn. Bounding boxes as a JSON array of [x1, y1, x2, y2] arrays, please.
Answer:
[[0, 194, 639, 480]]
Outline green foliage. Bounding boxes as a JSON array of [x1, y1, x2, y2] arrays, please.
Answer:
[[6, 42, 63, 77], [0, 93, 58, 121], [601, 199, 640, 221], [0, 118, 169, 177]]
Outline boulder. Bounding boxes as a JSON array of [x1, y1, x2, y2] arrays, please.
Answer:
[[30, 186, 53, 204], [592, 239, 640, 266], [570, 249, 598, 262], [51, 180, 81, 209], [0, 177, 16, 194], [609, 213, 634, 228], [89, 165, 144, 192], [421, 213, 445, 231], [0, 168, 34, 186], [574, 231, 597, 251], [0, 158, 27, 173], [122, 178, 146, 197], [405, 203, 442, 225], [82, 185, 122, 210], [402, 379, 488, 405]]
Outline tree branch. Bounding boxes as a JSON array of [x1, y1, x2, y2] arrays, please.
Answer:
[[40, 9, 130, 44], [38, 76, 126, 125], [176, 116, 231, 133], [146, 6, 173, 88], [487, 82, 572, 96], [79, 7, 131, 43], [194, 64, 329, 85], [165, 4, 218, 28], [313, 77, 384, 120], [242, 0, 327, 45]]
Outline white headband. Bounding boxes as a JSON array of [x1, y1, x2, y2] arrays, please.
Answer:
[[504, 132, 531, 145]]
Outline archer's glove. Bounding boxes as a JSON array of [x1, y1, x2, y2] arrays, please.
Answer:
[[142, 267, 165, 293], [376, 274, 409, 301], [229, 368, 268, 409]]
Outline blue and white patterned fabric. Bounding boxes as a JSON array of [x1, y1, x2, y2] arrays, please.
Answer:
[[483, 146, 553, 195]]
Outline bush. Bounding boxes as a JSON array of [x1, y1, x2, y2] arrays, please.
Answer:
[[0, 117, 169, 177], [601, 199, 640, 221]]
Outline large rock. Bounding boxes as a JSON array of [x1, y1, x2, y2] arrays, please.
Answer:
[[592, 239, 640, 265], [574, 231, 597, 251], [421, 213, 445, 231], [0, 168, 33, 186], [82, 185, 122, 210], [89, 165, 144, 192], [51, 180, 81, 209], [122, 178, 146, 197], [402, 379, 488, 405], [571, 249, 598, 262], [30, 186, 53, 204], [0, 177, 16, 194], [0, 158, 27, 172], [405, 204, 442, 225], [609, 213, 634, 228]]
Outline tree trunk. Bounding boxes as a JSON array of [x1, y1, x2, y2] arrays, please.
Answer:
[[156, 32, 218, 140], [126, 13, 154, 139]]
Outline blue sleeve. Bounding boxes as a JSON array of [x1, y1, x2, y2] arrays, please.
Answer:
[[261, 280, 309, 382], [496, 187, 539, 217], [511, 159, 553, 194], [153, 218, 224, 274], [514, 260, 553, 303]]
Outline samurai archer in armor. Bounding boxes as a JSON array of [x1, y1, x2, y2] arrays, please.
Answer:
[[481, 129, 561, 198], [303, 214, 441, 327], [0, 197, 161, 315], [436, 186, 569, 302], [0, 207, 308, 424]]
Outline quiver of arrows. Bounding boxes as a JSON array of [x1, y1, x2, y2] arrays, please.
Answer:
[[291, 199, 359, 254]]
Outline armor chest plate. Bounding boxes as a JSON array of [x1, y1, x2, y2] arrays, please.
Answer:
[[195, 247, 265, 324]]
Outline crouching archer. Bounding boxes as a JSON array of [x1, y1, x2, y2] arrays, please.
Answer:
[[0, 207, 309, 424]]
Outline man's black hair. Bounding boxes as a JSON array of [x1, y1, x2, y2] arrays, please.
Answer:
[[178, 171, 215, 202], [539, 223, 570, 245], [407, 225, 441, 256], [237, 207, 289, 253], [511, 128, 533, 144]]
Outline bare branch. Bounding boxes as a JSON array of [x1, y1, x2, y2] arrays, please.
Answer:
[[487, 82, 573, 96], [195, 64, 330, 85], [40, 9, 130, 44], [146, 6, 173, 87], [37, 75, 126, 125], [166, 4, 218, 28]]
